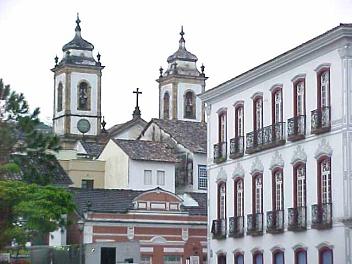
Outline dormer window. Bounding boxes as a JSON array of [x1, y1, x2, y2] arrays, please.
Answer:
[[184, 91, 196, 119]]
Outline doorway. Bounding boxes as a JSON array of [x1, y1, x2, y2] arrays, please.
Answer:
[[100, 247, 116, 264]]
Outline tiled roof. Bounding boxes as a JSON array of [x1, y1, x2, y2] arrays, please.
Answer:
[[2, 154, 73, 186], [148, 119, 207, 154], [112, 139, 178, 163], [70, 187, 207, 216], [80, 141, 105, 158], [108, 117, 147, 138]]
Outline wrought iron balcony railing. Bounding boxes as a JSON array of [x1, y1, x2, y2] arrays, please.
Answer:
[[266, 210, 284, 234], [311, 106, 331, 134], [213, 142, 227, 164], [246, 122, 285, 154], [288, 206, 307, 231], [312, 203, 332, 229], [287, 115, 306, 141], [229, 216, 244, 238], [229, 136, 244, 159], [211, 219, 226, 239], [247, 213, 263, 236]]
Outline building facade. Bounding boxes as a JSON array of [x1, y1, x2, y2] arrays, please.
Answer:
[[200, 24, 352, 264]]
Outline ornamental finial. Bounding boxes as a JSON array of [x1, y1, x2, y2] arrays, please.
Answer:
[[75, 13, 81, 32], [159, 66, 163, 78], [179, 25, 185, 48]]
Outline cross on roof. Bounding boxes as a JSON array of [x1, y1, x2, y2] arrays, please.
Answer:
[[133, 88, 142, 108]]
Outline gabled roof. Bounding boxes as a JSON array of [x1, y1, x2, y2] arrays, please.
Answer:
[[70, 187, 207, 216], [79, 141, 105, 158], [108, 117, 147, 138], [112, 139, 178, 163], [2, 154, 73, 186], [200, 23, 352, 102], [140, 119, 207, 154]]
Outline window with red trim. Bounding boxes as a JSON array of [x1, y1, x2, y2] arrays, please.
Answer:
[[218, 182, 226, 219], [294, 79, 305, 117], [273, 250, 284, 264], [253, 251, 263, 264], [234, 178, 244, 217], [218, 112, 227, 143], [272, 169, 284, 211], [235, 105, 244, 137], [272, 88, 283, 124], [317, 68, 330, 109], [319, 247, 333, 264], [234, 252, 244, 264], [253, 174, 263, 214], [294, 248, 307, 264], [294, 164, 306, 208], [318, 157, 332, 205], [218, 254, 226, 264], [253, 96, 263, 131]]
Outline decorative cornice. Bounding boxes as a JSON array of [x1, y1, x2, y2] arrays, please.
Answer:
[[251, 91, 263, 100], [291, 145, 307, 164], [269, 83, 283, 92], [292, 243, 308, 251], [291, 73, 306, 83], [205, 104, 211, 117], [233, 100, 244, 108], [314, 138, 333, 159], [314, 63, 331, 72], [216, 107, 227, 114], [232, 163, 245, 179], [250, 157, 264, 175], [338, 43, 352, 59], [216, 167, 227, 183], [270, 151, 285, 170], [270, 245, 285, 252], [315, 241, 334, 250], [250, 247, 263, 254]]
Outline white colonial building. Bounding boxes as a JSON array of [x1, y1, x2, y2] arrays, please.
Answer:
[[200, 24, 352, 264]]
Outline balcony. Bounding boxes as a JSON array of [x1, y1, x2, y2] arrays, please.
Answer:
[[211, 219, 226, 239], [247, 213, 263, 236], [213, 142, 227, 164], [288, 206, 306, 231], [312, 203, 332, 230], [246, 122, 285, 154], [229, 136, 244, 159], [266, 210, 284, 234], [287, 115, 306, 141], [229, 216, 244, 238], [311, 106, 331, 134]]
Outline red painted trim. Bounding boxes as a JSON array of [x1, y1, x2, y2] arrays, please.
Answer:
[[293, 163, 306, 208], [253, 251, 264, 264], [271, 86, 283, 124], [294, 248, 307, 264], [253, 95, 263, 131], [316, 67, 331, 109], [293, 78, 306, 117], [272, 167, 283, 211], [218, 112, 227, 143], [234, 178, 244, 217], [234, 104, 244, 137], [317, 156, 332, 205], [217, 181, 226, 219], [252, 173, 263, 214], [319, 246, 333, 264], [272, 249, 285, 264], [234, 252, 244, 264]]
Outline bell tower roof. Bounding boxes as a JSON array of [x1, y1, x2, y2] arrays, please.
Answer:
[[167, 26, 198, 63], [62, 14, 94, 52]]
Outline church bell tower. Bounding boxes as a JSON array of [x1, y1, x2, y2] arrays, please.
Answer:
[[157, 27, 207, 122], [51, 15, 104, 147]]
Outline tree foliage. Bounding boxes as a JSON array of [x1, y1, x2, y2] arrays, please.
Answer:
[[0, 181, 75, 250]]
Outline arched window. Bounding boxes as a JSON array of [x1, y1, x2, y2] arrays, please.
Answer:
[[294, 79, 305, 117], [318, 69, 330, 109], [272, 88, 283, 124], [294, 164, 306, 208], [235, 105, 244, 137], [234, 178, 244, 217], [57, 82, 63, 112], [77, 81, 90, 110], [294, 248, 307, 264], [318, 157, 331, 204], [217, 254, 226, 264], [163, 92, 170, 119], [253, 251, 263, 264], [184, 91, 196, 119], [218, 182, 226, 219], [273, 250, 285, 264], [273, 169, 284, 211], [253, 96, 263, 131], [253, 174, 263, 214], [234, 252, 244, 264], [319, 247, 333, 264], [218, 112, 227, 143]]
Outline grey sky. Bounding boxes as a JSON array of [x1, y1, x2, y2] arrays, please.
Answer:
[[0, 0, 351, 127]]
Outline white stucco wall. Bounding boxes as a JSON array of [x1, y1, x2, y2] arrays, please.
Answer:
[[177, 82, 203, 122], [128, 159, 175, 193], [53, 73, 66, 135], [113, 123, 146, 140], [205, 38, 352, 263], [160, 83, 173, 119], [99, 140, 129, 189]]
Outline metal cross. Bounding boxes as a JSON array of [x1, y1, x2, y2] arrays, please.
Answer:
[[133, 88, 142, 108]]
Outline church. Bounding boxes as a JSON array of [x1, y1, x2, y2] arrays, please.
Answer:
[[50, 15, 208, 264]]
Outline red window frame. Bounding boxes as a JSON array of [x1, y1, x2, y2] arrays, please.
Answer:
[[272, 86, 283, 124], [234, 252, 244, 264], [253, 251, 264, 264], [253, 95, 263, 131], [217, 181, 226, 219], [272, 249, 285, 264], [316, 67, 331, 109], [234, 178, 244, 217], [272, 168, 284, 211], [319, 246, 333, 264], [293, 78, 306, 117], [294, 248, 307, 264], [293, 163, 306, 208], [235, 104, 244, 137], [317, 156, 332, 205], [218, 111, 227, 143], [252, 173, 263, 214]]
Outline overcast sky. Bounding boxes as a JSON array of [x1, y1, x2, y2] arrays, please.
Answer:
[[1, 0, 352, 127]]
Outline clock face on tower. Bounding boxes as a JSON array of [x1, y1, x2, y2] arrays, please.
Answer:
[[77, 119, 91, 134]]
